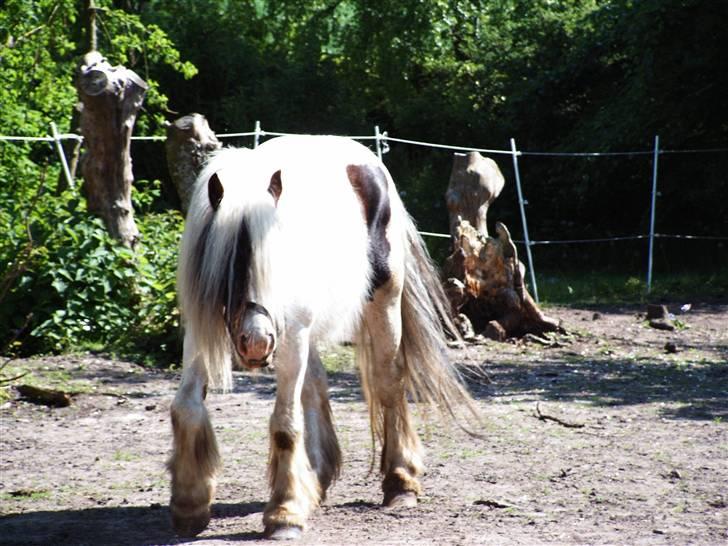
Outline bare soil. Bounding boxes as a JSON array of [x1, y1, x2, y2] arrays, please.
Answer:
[[1, 303, 727, 545]]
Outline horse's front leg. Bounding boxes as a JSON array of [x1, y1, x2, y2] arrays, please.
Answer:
[[264, 324, 320, 539], [168, 333, 221, 537]]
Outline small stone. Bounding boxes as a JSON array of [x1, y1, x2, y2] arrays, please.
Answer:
[[592, 312, 602, 320], [664, 342, 678, 354]]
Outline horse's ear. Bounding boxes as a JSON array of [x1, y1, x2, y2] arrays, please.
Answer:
[[268, 170, 282, 206], [208, 172, 224, 210]]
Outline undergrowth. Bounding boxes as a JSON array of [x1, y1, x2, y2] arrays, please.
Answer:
[[0, 174, 183, 366]]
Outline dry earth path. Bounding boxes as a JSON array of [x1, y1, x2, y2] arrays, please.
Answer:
[[1, 304, 726, 545]]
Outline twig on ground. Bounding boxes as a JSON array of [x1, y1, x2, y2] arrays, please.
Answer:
[[473, 498, 520, 509], [534, 402, 585, 428], [0, 370, 30, 385], [523, 333, 566, 348]]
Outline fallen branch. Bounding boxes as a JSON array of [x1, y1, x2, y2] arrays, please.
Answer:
[[16, 385, 72, 407], [534, 402, 585, 428]]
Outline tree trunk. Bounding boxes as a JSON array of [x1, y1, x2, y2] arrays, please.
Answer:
[[76, 51, 147, 247], [165, 114, 221, 214], [445, 151, 505, 240]]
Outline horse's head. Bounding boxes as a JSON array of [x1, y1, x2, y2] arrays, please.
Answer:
[[205, 167, 283, 370]]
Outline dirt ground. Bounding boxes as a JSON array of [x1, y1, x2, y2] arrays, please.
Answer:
[[1, 303, 726, 545]]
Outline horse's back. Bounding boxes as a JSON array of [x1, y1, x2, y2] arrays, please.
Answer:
[[255, 136, 394, 341]]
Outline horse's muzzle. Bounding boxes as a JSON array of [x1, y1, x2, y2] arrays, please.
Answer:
[[236, 332, 275, 369], [234, 303, 276, 369]]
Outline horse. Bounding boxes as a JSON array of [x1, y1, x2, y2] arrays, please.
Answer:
[[168, 135, 479, 539]]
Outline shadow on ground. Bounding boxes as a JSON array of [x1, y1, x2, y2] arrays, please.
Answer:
[[478, 356, 728, 420], [0, 502, 266, 546], [225, 350, 727, 421]]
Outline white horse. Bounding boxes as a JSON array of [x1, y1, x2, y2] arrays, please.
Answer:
[[169, 135, 479, 539]]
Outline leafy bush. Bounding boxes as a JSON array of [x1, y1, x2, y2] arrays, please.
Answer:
[[0, 176, 184, 364]]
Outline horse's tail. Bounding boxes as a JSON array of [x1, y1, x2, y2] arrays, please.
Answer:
[[397, 216, 482, 433]]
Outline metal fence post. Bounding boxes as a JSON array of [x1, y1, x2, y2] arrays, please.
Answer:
[[50, 122, 74, 190], [253, 120, 261, 148], [510, 138, 539, 302], [375, 125, 383, 160], [647, 135, 660, 294]]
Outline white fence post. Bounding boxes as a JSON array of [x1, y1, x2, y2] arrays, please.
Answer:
[[647, 135, 660, 294], [253, 120, 261, 148], [510, 138, 539, 302], [50, 122, 74, 190], [375, 125, 383, 160]]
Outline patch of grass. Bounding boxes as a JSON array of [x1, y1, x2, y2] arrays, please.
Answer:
[[319, 345, 355, 374], [112, 450, 139, 462], [536, 270, 728, 304], [459, 447, 486, 459], [1, 489, 51, 502]]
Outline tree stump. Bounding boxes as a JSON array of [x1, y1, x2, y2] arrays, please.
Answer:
[[444, 151, 558, 340], [76, 51, 148, 247], [165, 114, 221, 214], [445, 151, 505, 239], [445, 220, 560, 340]]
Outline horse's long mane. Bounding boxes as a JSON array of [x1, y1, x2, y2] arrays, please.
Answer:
[[177, 148, 280, 390]]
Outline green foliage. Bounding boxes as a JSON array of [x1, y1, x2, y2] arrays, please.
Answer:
[[0, 176, 183, 361], [1, 1, 194, 361], [90, 2, 198, 132], [143, 0, 726, 271], [2, 0, 726, 362]]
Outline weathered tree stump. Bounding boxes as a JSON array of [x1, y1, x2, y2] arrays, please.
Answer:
[[445, 220, 561, 340], [165, 114, 221, 214], [76, 51, 148, 247], [444, 150, 559, 341], [445, 151, 505, 239]]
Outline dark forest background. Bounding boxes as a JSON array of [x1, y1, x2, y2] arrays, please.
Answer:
[[1, 0, 726, 357]]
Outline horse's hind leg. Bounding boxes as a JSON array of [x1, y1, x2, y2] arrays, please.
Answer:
[[302, 346, 341, 499], [360, 281, 424, 508], [168, 333, 220, 537]]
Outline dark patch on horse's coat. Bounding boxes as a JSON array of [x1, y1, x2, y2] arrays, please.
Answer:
[[346, 164, 392, 296], [208, 172, 224, 210], [273, 431, 294, 451]]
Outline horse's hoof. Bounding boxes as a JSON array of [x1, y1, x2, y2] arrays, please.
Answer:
[[383, 490, 418, 509], [171, 507, 211, 537], [264, 524, 304, 540]]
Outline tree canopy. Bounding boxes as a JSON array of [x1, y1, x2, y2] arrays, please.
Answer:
[[1, 0, 726, 356]]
